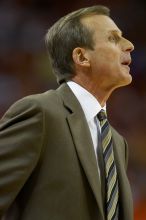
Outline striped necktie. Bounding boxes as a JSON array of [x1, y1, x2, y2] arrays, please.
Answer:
[[97, 110, 119, 220]]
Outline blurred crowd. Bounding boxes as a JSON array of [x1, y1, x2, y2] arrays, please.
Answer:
[[0, 0, 146, 219]]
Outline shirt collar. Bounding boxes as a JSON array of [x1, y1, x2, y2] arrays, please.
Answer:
[[67, 81, 106, 122]]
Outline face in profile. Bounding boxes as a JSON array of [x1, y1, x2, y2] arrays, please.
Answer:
[[81, 14, 134, 91]]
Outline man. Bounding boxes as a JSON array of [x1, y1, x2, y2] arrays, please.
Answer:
[[0, 5, 134, 220]]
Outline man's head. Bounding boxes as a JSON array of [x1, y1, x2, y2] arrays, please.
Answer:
[[45, 5, 110, 84], [46, 5, 134, 93]]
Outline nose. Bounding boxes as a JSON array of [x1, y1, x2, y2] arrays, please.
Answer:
[[122, 38, 134, 52]]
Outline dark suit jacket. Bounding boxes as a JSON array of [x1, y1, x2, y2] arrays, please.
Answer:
[[0, 83, 133, 220]]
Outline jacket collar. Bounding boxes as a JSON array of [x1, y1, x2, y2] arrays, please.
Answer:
[[57, 83, 105, 220]]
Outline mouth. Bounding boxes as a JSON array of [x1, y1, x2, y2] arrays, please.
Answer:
[[121, 59, 131, 71], [121, 59, 131, 66]]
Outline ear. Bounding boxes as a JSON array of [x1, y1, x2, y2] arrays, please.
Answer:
[[72, 47, 90, 67]]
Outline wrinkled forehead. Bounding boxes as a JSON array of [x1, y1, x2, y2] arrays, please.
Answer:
[[81, 14, 122, 36]]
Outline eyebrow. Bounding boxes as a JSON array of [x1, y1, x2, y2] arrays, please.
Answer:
[[108, 30, 123, 36]]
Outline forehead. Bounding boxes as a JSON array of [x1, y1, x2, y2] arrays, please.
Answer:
[[81, 14, 122, 36]]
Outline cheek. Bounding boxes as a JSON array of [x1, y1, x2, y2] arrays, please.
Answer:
[[98, 47, 119, 63], [93, 51, 119, 73], [89, 46, 121, 76]]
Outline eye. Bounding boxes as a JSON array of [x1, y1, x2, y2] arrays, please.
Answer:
[[109, 35, 116, 42], [108, 35, 119, 43]]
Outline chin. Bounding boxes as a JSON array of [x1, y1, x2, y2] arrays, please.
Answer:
[[124, 71, 132, 83], [113, 73, 132, 89], [119, 75, 132, 88], [120, 69, 132, 85]]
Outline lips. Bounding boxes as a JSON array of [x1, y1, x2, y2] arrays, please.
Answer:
[[121, 58, 131, 66], [120, 57, 132, 73]]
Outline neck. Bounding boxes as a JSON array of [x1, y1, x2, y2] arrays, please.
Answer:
[[72, 76, 114, 107]]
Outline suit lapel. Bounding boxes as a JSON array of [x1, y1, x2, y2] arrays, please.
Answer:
[[57, 83, 105, 220]]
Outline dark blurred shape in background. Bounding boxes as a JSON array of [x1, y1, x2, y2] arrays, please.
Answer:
[[0, 1, 146, 219]]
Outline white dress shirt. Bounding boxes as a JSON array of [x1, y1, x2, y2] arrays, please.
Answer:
[[67, 81, 106, 162]]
